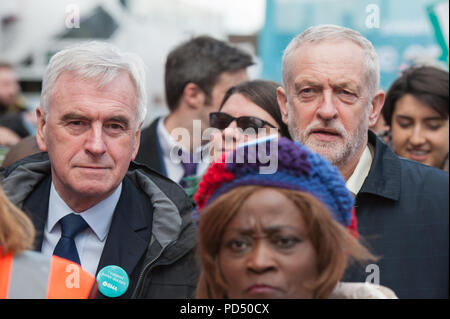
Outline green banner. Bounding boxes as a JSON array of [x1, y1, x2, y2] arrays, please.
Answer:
[[427, 1, 449, 65]]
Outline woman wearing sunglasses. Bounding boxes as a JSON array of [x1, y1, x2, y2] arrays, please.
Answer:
[[209, 80, 291, 160]]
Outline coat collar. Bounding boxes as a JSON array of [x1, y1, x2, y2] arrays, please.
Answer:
[[358, 130, 401, 201], [21, 173, 153, 282]]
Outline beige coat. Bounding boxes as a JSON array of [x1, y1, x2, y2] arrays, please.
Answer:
[[331, 282, 398, 299]]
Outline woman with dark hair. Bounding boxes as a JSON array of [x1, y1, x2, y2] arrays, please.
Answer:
[[209, 80, 291, 161], [194, 137, 397, 299], [182, 80, 291, 199], [382, 65, 449, 171]]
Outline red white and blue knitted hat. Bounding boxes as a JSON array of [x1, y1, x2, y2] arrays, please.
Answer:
[[194, 137, 358, 237]]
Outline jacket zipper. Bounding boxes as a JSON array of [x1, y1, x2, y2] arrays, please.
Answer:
[[131, 240, 177, 298]]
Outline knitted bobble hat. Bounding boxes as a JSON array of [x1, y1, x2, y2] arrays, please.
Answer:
[[194, 137, 358, 237]]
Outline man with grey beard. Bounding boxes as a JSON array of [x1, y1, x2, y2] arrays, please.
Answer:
[[277, 24, 448, 299]]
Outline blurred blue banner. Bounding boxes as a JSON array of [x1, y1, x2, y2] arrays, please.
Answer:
[[259, 0, 449, 90]]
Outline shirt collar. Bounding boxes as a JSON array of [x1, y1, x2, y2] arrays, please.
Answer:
[[346, 145, 373, 196], [157, 116, 181, 158], [48, 182, 122, 241]]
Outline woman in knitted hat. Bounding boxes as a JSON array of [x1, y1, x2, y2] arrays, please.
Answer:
[[194, 137, 397, 299]]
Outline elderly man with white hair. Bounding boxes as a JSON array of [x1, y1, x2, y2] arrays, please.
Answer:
[[277, 25, 448, 299], [0, 42, 198, 299]]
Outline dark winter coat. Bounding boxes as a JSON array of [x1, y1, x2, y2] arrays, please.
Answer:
[[344, 131, 449, 299], [1, 152, 199, 299]]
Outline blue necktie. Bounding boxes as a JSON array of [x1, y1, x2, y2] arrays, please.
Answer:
[[53, 213, 88, 265]]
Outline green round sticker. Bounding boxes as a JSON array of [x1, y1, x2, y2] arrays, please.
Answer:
[[96, 265, 129, 298]]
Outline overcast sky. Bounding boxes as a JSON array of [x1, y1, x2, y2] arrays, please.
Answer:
[[178, 0, 266, 34]]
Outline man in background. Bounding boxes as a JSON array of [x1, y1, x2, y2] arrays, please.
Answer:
[[277, 24, 448, 298], [135, 36, 253, 188], [0, 63, 35, 146]]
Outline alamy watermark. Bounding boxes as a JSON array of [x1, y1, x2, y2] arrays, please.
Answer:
[[65, 4, 80, 29], [365, 263, 380, 285], [65, 263, 81, 288], [169, 120, 280, 174], [365, 4, 380, 29]]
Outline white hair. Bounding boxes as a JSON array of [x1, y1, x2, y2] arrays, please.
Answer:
[[282, 24, 380, 98], [40, 41, 147, 124]]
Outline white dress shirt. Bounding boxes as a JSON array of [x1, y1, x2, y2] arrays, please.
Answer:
[[41, 182, 122, 275], [157, 117, 210, 182], [346, 145, 373, 196]]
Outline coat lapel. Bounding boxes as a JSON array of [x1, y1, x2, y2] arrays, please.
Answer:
[[96, 176, 153, 298], [359, 131, 401, 201]]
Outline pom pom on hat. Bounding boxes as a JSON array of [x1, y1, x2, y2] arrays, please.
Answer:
[[194, 137, 357, 235]]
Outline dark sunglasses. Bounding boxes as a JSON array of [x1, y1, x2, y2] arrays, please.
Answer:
[[209, 112, 277, 131]]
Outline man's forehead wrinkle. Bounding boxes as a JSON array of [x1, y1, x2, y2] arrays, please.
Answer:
[[293, 77, 359, 90]]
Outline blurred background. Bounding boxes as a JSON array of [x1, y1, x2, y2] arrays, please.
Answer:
[[0, 0, 448, 128]]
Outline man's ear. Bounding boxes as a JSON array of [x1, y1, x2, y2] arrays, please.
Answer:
[[277, 86, 289, 125], [131, 121, 143, 161], [368, 90, 385, 128], [35, 107, 48, 152], [183, 82, 206, 110]]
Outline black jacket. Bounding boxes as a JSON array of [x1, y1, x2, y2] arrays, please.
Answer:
[[135, 117, 166, 176], [344, 131, 449, 299], [1, 152, 199, 299]]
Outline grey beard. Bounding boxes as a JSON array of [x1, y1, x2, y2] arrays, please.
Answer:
[[290, 123, 367, 169]]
